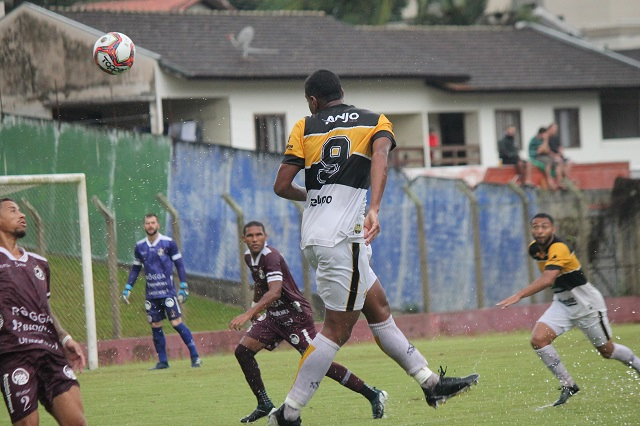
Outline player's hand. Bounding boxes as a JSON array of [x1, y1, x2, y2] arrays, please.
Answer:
[[63, 337, 87, 373], [121, 284, 132, 305], [496, 294, 521, 309], [364, 209, 380, 245], [178, 282, 189, 303], [229, 313, 252, 331]]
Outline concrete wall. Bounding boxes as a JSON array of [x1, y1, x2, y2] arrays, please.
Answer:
[[94, 296, 640, 365]]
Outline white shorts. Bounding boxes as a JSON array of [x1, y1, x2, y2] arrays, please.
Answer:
[[538, 283, 612, 347], [303, 240, 378, 312]]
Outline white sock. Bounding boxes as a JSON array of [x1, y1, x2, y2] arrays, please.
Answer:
[[610, 343, 640, 373], [284, 333, 339, 417], [535, 345, 574, 387], [369, 315, 430, 380]]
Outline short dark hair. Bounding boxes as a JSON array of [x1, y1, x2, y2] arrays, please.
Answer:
[[0, 198, 15, 205], [243, 221, 265, 235], [145, 213, 158, 221], [537, 127, 547, 135], [304, 69, 342, 102], [532, 213, 554, 224]]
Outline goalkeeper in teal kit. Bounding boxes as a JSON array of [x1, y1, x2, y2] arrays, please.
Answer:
[[122, 213, 202, 369]]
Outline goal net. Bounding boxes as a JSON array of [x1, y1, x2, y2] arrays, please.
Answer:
[[0, 174, 97, 370]]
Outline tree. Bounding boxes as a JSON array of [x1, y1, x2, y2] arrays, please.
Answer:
[[6, 0, 80, 12], [413, 0, 488, 25], [232, 0, 408, 25]]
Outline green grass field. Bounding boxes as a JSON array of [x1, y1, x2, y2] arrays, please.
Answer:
[[3, 324, 639, 425], [47, 256, 244, 340]]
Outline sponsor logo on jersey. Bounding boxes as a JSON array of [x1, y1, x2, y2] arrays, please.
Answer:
[[63, 365, 77, 380], [146, 273, 167, 281], [309, 195, 332, 207], [269, 309, 289, 317], [157, 248, 165, 256], [11, 369, 29, 386], [289, 334, 300, 345], [33, 265, 45, 281], [165, 297, 175, 308], [10, 307, 53, 324], [0, 263, 11, 268], [322, 112, 359, 125], [559, 297, 578, 307], [3, 374, 14, 413]]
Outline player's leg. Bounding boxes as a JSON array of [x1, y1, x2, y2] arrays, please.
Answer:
[[580, 310, 640, 375], [12, 411, 39, 426], [291, 317, 386, 419], [325, 362, 387, 419], [0, 354, 40, 425], [48, 385, 86, 426], [147, 298, 169, 369], [362, 248, 478, 408], [532, 302, 578, 405], [40, 351, 85, 425], [271, 243, 365, 425], [278, 309, 359, 423], [236, 329, 275, 423], [168, 297, 201, 367]]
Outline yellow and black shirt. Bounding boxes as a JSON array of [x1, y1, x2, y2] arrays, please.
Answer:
[[528, 235, 588, 293], [282, 103, 395, 249]]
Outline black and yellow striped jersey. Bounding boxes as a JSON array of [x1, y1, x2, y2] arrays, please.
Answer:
[[282, 103, 395, 249], [528, 235, 588, 293]]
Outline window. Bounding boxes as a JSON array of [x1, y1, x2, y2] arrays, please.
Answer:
[[255, 114, 286, 153], [554, 108, 580, 148], [495, 110, 522, 149], [600, 90, 640, 139]]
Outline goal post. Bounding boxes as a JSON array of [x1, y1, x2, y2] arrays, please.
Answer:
[[0, 173, 98, 370]]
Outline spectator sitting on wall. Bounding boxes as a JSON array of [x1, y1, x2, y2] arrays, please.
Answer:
[[498, 125, 533, 186], [547, 122, 573, 179], [528, 127, 565, 190]]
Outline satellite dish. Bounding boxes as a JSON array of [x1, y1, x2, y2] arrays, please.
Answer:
[[227, 26, 279, 58]]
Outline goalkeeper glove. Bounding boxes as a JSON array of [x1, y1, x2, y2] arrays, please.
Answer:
[[178, 282, 189, 303], [121, 284, 132, 305]]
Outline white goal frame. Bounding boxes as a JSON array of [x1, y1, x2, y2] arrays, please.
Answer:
[[0, 174, 98, 370]]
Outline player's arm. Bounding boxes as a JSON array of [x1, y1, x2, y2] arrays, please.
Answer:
[[173, 254, 190, 302], [365, 136, 393, 245], [122, 263, 141, 304], [274, 163, 306, 201], [51, 308, 86, 372], [122, 246, 143, 304], [496, 268, 560, 308], [229, 280, 283, 331], [274, 121, 306, 201]]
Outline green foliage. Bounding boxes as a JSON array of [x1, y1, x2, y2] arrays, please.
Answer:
[[7, 0, 79, 11], [5, 324, 639, 424], [232, 0, 408, 25], [414, 0, 488, 25]]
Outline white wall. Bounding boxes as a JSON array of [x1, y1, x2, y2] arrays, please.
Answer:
[[541, 0, 640, 29], [154, 73, 640, 169]]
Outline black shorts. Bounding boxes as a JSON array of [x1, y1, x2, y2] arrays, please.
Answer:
[[245, 313, 317, 354], [0, 350, 79, 423], [501, 156, 520, 165]]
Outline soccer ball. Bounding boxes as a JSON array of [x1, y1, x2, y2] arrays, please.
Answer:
[[93, 32, 135, 75]]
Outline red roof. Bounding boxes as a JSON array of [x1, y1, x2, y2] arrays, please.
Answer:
[[74, 0, 227, 12]]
